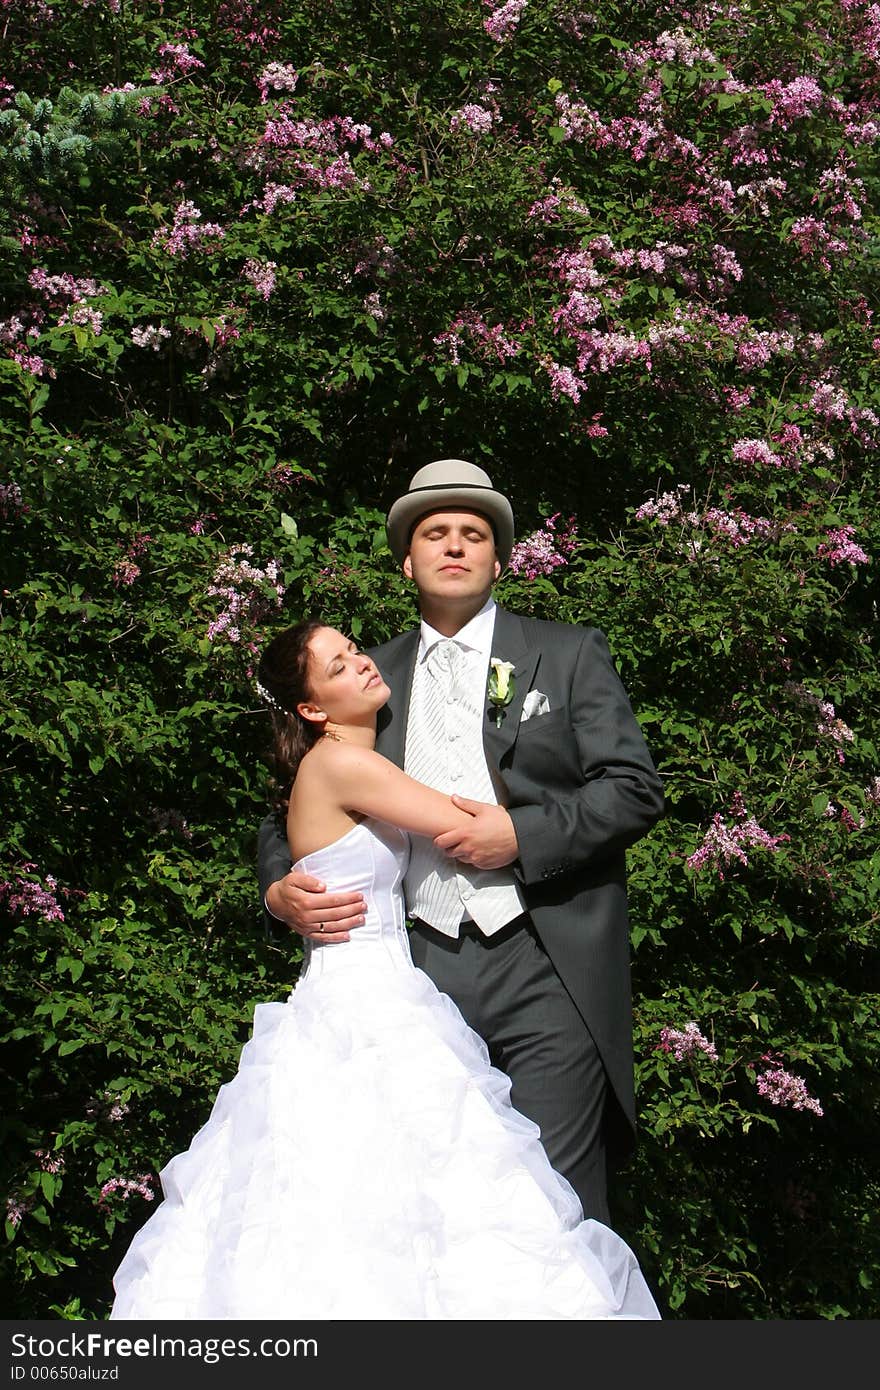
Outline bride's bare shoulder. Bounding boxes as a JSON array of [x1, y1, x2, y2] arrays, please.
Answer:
[[300, 738, 384, 782]]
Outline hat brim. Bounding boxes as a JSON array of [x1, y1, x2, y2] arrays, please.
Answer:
[[386, 486, 514, 567]]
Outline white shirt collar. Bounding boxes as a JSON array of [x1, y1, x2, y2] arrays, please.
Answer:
[[418, 598, 496, 662]]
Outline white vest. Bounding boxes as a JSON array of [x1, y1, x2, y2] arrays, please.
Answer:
[[403, 632, 525, 937]]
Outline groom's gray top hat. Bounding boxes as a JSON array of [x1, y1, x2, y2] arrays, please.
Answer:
[[386, 459, 515, 567]]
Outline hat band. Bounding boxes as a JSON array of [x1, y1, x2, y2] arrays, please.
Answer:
[[404, 482, 498, 496]]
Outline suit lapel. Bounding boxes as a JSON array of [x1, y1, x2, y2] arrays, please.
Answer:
[[374, 630, 419, 767], [483, 607, 540, 761], [374, 608, 541, 769]]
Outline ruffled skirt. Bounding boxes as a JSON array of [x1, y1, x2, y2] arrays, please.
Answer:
[[110, 952, 659, 1320]]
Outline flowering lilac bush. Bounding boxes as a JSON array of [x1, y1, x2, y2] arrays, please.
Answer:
[[1, 0, 877, 1319]]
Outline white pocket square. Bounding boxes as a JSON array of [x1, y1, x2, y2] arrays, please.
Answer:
[[520, 689, 551, 722]]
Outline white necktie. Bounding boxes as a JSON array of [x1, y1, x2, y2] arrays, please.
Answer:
[[428, 638, 463, 693]]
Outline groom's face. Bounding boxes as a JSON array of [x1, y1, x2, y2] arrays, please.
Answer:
[[403, 509, 501, 612]]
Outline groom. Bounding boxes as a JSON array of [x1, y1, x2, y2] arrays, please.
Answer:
[[258, 460, 664, 1223]]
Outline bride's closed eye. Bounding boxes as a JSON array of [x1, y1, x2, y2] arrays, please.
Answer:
[[326, 639, 360, 674]]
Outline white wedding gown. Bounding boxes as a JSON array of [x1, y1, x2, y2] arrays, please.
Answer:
[[110, 819, 660, 1320]]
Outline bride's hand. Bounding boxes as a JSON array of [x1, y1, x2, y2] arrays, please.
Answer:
[[266, 870, 367, 944]]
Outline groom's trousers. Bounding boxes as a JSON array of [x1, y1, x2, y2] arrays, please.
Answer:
[[408, 913, 611, 1226]]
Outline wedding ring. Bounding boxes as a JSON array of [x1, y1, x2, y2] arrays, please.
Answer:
[[318, 923, 325, 933]]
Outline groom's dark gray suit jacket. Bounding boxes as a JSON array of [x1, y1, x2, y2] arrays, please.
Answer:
[[258, 606, 664, 1153]]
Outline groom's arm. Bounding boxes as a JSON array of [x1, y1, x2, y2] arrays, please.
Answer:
[[507, 626, 664, 887], [257, 813, 294, 940], [257, 811, 366, 943]]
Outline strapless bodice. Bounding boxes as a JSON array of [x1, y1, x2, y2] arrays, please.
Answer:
[[293, 818, 412, 977]]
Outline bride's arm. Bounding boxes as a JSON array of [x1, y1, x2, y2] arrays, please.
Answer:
[[323, 744, 483, 838]]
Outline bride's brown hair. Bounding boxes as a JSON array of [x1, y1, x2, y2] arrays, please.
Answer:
[[257, 620, 326, 808]]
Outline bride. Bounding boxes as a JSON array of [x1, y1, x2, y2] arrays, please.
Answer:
[[109, 620, 660, 1320]]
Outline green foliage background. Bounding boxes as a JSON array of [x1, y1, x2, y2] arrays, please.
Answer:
[[1, 0, 878, 1318]]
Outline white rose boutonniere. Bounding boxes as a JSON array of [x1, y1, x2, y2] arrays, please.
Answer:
[[487, 657, 516, 727]]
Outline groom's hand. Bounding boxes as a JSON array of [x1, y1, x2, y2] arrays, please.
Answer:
[[265, 870, 366, 944], [434, 797, 519, 869]]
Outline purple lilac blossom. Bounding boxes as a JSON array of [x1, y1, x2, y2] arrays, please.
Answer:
[[756, 1066, 823, 1116], [450, 104, 495, 135], [624, 27, 718, 68], [131, 324, 171, 350], [253, 112, 394, 198], [86, 1091, 130, 1122], [363, 291, 388, 323], [152, 202, 225, 258], [206, 545, 284, 645], [529, 185, 590, 221], [789, 216, 851, 271], [783, 683, 855, 750], [557, 6, 596, 40], [28, 269, 102, 303], [0, 481, 26, 518], [763, 75, 825, 127], [97, 1174, 156, 1208], [11, 351, 53, 378], [636, 488, 778, 549], [257, 62, 298, 102], [258, 182, 297, 214], [243, 258, 278, 300], [686, 805, 790, 876], [216, 0, 280, 50], [151, 42, 204, 84], [112, 557, 140, 587], [66, 304, 103, 334], [35, 1149, 65, 1174], [658, 1021, 719, 1062], [0, 868, 65, 922], [508, 514, 578, 578], [816, 526, 869, 567], [6, 1194, 34, 1228], [434, 312, 520, 365], [484, 0, 528, 43], [544, 360, 587, 403], [731, 437, 787, 468], [635, 485, 691, 525]]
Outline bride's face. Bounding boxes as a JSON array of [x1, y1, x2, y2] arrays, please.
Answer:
[[297, 626, 389, 730]]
